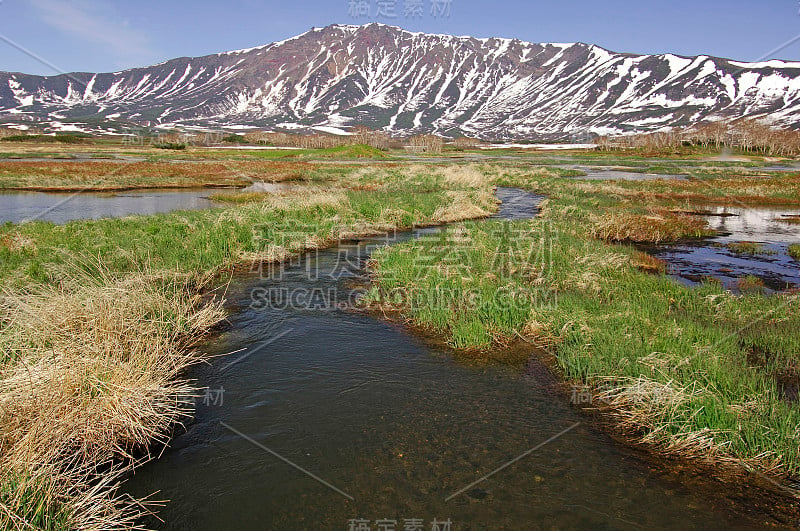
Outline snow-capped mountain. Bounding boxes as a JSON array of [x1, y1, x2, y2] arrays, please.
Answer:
[[2, 23, 800, 139]]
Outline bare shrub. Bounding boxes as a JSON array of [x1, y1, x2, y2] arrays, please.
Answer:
[[598, 119, 800, 156]]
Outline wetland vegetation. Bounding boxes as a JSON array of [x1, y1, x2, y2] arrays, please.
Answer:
[[0, 137, 799, 528], [367, 166, 800, 480]]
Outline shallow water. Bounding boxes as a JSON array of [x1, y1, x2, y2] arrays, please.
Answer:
[[123, 189, 792, 529], [0, 189, 218, 224], [242, 182, 301, 193], [568, 166, 687, 180], [646, 205, 800, 291], [760, 163, 800, 172]]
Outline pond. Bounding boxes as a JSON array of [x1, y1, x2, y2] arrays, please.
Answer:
[[567, 166, 687, 181], [0, 189, 219, 224], [646, 205, 800, 292]]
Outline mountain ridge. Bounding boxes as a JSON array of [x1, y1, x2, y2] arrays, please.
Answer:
[[2, 23, 799, 139]]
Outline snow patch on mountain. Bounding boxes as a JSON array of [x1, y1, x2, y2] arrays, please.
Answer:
[[2, 24, 800, 139]]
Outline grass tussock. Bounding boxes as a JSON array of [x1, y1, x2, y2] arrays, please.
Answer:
[[1, 465, 157, 530], [431, 189, 496, 223], [736, 275, 767, 293], [726, 241, 777, 256], [0, 264, 224, 528], [789, 244, 800, 261], [632, 251, 668, 273], [207, 191, 273, 203], [591, 210, 714, 243]]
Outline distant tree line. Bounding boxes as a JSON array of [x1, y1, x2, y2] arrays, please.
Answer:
[[596, 119, 800, 156], [243, 126, 393, 150], [0, 124, 488, 154], [243, 128, 483, 154]]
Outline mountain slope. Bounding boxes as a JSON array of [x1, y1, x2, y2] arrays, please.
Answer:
[[2, 23, 800, 139]]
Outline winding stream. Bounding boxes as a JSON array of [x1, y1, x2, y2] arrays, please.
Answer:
[[124, 189, 791, 529]]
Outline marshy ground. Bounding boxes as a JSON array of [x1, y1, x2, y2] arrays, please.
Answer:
[[1, 140, 799, 529]]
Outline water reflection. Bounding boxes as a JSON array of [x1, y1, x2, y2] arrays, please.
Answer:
[[0, 189, 218, 224], [647, 205, 800, 291]]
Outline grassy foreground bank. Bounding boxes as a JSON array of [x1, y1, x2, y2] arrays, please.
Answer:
[[0, 166, 496, 529], [365, 168, 800, 480]]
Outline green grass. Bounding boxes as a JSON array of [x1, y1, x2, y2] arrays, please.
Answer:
[[726, 241, 778, 256], [365, 169, 800, 476], [790, 244, 800, 260], [0, 188, 451, 286], [0, 474, 72, 530], [1, 134, 87, 144], [296, 144, 388, 159], [366, 219, 556, 351]]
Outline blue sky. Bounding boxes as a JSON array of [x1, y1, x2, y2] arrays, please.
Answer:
[[0, 0, 798, 75]]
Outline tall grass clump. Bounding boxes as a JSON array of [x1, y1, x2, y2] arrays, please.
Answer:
[[0, 264, 225, 528], [591, 210, 714, 243]]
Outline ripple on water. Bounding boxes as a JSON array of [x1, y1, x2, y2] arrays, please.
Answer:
[[123, 189, 792, 529]]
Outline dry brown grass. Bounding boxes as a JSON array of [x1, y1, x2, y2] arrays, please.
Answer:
[[437, 164, 490, 188], [632, 251, 669, 274], [0, 232, 36, 253], [432, 190, 496, 223], [736, 275, 767, 293], [590, 210, 714, 243], [0, 160, 317, 191], [570, 172, 800, 208], [0, 265, 225, 529], [595, 376, 729, 457]]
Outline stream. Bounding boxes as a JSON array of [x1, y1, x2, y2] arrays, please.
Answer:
[[123, 188, 792, 529]]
